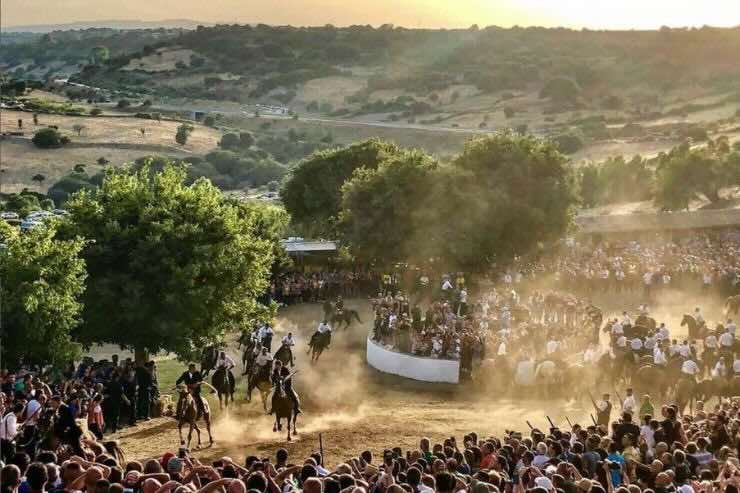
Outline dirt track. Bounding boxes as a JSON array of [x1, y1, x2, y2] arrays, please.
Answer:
[[111, 289, 724, 465]]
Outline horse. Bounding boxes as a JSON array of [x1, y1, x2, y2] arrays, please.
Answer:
[[534, 360, 562, 399], [674, 377, 696, 415], [330, 309, 363, 330], [175, 385, 213, 448], [270, 378, 298, 441], [726, 295, 740, 316], [247, 365, 272, 412], [211, 367, 236, 409], [201, 346, 219, 377], [274, 343, 294, 367], [635, 314, 657, 332], [308, 331, 331, 362], [681, 314, 706, 340]]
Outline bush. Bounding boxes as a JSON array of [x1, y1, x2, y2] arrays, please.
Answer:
[[117, 99, 131, 109], [32, 128, 67, 148], [219, 133, 241, 149], [552, 131, 585, 154], [90, 108, 102, 116], [175, 124, 194, 145], [204, 115, 216, 127], [503, 106, 516, 119]]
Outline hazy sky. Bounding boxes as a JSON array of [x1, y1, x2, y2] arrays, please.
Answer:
[[3, 0, 740, 29]]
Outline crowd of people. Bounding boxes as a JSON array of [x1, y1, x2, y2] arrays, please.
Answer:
[[5, 393, 740, 493], [269, 271, 379, 305], [0, 355, 160, 463], [511, 233, 740, 299]]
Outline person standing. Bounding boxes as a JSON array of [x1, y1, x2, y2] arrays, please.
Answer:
[[103, 372, 124, 433], [594, 393, 613, 429], [87, 394, 105, 440], [0, 402, 24, 462], [136, 362, 153, 421]]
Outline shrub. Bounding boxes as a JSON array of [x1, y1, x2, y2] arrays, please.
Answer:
[[175, 124, 194, 145], [552, 131, 585, 154], [204, 115, 216, 127], [503, 106, 516, 118], [117, 99, 131, 109], [90, 108, 102, 116], [32, 128, 67, 148]]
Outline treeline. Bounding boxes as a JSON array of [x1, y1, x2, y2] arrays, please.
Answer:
[[1, 163, 287, 368], [579, 137, 740, 210], [282, 133, 577, 270]]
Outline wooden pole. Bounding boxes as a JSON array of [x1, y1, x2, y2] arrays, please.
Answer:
[[319, 433, 324, 466]]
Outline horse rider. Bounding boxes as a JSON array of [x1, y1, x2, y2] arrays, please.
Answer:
[[335, 295, 344, 314], [270, 360, 301, 414], [680, 357, 701, 383], [259, 323, 275, 352], [175, 363, 207, 417], [254, 347, 273, 379], [719, 328, 735, 363], [216, 351, 235, 371], [281, 332, 295, 349]]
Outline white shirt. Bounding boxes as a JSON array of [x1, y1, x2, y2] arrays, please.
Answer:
[[546, 340, 559, 354], [497, 342, 507, 356], [727, 321, 737, 335], [678, 344, 691, 358], [705, 335, 718, 348], [630, 338, 643, 351], [657, 326, 670, 340], [611, 322, 624, 335], [616, 335, 627, 347], [719, 332, 734, 347], [681, 359, 700, 375], [216, 353, 235, 369], [644, 336, 657, 350], [733, 359, 740, 373], [318, 322, 331, 333], [255, 352, 272, 366], [281, 335, 295, 346], [623, 395, 637, 414], [653, 347, 667, 365], [0, 413, 18, 440], [25, 399, 42, 425], [441, 280, 453, 290]]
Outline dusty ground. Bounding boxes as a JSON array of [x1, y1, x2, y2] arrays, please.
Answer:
[[108, 287, 726, 466]]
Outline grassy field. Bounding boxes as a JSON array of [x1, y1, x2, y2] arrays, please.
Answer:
[[0, 109, 222, 193]]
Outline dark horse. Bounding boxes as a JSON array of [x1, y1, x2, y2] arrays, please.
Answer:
[[330, 309, 363, 330], [211, 368, 236, 409], [201, 346, 219, 377], [308, 331, 331, 362], [681, 314, 706, 340], [274, 343, 294, 367], [247, 365, 272, 412], [271, 378, 299, 441]]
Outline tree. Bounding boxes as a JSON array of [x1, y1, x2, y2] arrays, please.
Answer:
[[73, 164, 87, 174], [0, 221, 86, 368], [339, 151, 439, 265], [97, 157, 110, 165], [281, 139, 402, 235], [117, 99, 131, 109], [90, 46, 110, 64], [31, 173, 46, 190], [32, 128, 67, 148], [175, 123, 194, 145], [421, 131, 577, 270], [90, 108, 102, 116], [540, 77, 581, 104], [655, 138, 740, 209], [239, 132, 255, 148], [60, 163, 277, 362], [219, 133, 241, 150], [73, 124, 86, 136], [204, 115, 216, 127]]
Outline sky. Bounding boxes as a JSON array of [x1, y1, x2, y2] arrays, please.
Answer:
[[2, 0, 740, 30]]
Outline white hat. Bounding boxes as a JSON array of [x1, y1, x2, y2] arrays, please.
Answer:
[[535, 477, 553, 490]]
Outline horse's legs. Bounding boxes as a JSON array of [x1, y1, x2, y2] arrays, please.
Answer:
[[192, 421, 202, 447], [218, 393, 223, 410], [187, 422, 194, 448], [293, 411, 298, 435], [178, 421, 184, 444], [287, 415, 292, 442], [204, 413, 213, 444]]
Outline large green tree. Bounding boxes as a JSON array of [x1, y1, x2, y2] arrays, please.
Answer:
[[655, 138, 740, 210], [422, 132, 577, 270], [339, 150, 438, 265], [0, 221, 86, 368], [281, 139, 402, 236], [61, 162, 276, 362]]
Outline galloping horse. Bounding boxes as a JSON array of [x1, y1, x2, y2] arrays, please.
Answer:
[[308, 331, 331, 362], [681, 314, 706, 340], [211, 367, 236, 409], [274, 343, 294, 367], [330, 309, 363, 330], [271, 378, 299, 441], [175, 385, 213, 448], [247, 365, 272, 412]]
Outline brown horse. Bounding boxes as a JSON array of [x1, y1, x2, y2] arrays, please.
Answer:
[[270, 379, 298, 441], [726, 295, 740, 316], [175, 385, 213, 448], [681, 314, 706, 340], [247, 365, 272, 412], [308, 331, 331, 362]]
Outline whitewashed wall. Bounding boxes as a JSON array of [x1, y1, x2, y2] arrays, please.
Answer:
[[366, 337, 460, 384]]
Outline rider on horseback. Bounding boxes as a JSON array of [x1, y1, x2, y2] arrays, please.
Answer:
[[175, 363, 207, 418], [270, 360, 301, 414], [310, 320, 332, 348]]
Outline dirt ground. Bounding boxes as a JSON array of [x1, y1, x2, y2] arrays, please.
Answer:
[[108, 287, 727, 466]]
